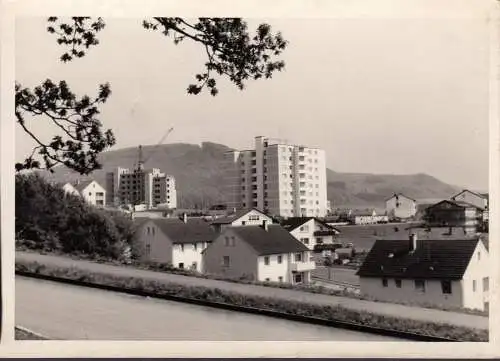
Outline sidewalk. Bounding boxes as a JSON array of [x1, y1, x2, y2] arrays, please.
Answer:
[[16, 251, 489, 330]]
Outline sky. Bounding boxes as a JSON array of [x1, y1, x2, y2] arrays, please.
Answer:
[[15, 9, 492, 190]]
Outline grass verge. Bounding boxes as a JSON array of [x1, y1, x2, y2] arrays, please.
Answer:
[[16, 259, 488, 342]]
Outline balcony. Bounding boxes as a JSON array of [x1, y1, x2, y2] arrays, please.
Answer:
[[290, 260, 316, 272]]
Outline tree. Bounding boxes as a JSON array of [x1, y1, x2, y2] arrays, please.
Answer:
[[16, 17, 288, 175]]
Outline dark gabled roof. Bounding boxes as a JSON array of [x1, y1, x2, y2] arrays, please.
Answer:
[[230, 225, 310, 256], [73, 179, 96, 193], [356, 238, 480, 279], [451, 189, 489, 201], [385, 193, 417, 202], [426, 199, 483, 211], [281, 217, 340, 233], [149, 218, 217, 244], [210, 208, 268, 225]]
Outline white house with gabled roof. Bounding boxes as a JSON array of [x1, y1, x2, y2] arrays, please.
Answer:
[[385, 193, 417, 220], [210, 208, 273, 233]]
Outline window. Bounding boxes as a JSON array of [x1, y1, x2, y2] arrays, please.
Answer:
[[264, 256, 270, 265], [241, 221, 246, 226], [483, 277, 489, 292], [295, 253, 303, 262], [382, 278, 388, 287], [473, 280, 477, 292], [316, 237, 323, 244], [222, 256, 230, 267], [395, 279, 402, 288], [299, 225, 309, 232], [278, 276, 283, 283], [178, 263, 184, 269], [191, 262, 198, 271], [415, 280, 426, 293], [277, 255, 282, 264], [265, 278, 270, 282], [478, 251, 481, 260], [145, 244, 151, 255], [194, 243, 197, 251], [224, 236, 230, 246], [300, 238, 309, 245], [441, 280, 452, 294], [152, 227, 155, 236], [180, 244, 184, 252]]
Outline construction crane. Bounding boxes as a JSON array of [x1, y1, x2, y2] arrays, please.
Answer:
[[117, 127, 174, 211], [136, 127, 174, 171]]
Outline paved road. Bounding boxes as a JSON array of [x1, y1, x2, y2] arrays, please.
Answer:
[[16, 251, 488, 330], [17, 277, 402, 341]]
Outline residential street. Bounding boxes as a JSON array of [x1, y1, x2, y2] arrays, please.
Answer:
[[16, 251, 488, 330]]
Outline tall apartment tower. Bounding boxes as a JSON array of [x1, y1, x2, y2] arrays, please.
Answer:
[[106, 167, 177, 209], [224, 136, 328, 217]]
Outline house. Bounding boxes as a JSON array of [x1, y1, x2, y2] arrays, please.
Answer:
[[210, 208, 273, 233], [280, 217, 340, 251], [385, 193, 417, 220], [135, 215, 217, 272], [356, 234, 489, 311], [451, 189, 488, 210], [423, 200, 482, 233], [348, 209, 379, 225], [62, 179, 106, 207], [202, 223, 315, 284]]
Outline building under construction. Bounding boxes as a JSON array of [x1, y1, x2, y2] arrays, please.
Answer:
[[106, 127, 177, 210]]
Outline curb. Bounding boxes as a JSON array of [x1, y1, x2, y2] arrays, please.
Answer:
[[17, 271, 462, 342]]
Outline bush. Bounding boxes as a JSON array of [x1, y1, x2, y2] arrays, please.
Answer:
[[15, 173, 137, 261]]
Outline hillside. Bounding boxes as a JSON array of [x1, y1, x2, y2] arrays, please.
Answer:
[[38, 142, 462, 209]]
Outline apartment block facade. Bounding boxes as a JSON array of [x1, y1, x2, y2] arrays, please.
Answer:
[[224, 136, 328, 217], [106, 166, 177, 209]]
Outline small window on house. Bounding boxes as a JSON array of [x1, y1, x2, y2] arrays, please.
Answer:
[[382, 278, 388, 287], [301, 238, 309, 245], [395, 279, 402, 288], [224, 237, 230, 246], [194, 243, 197, 251], [441, 280, 452, 294], [145, 244, 151, 255], [265, 278, 270, 282], [241, 221, 246, 226], [473, 280, 477, 292], [277, 255, 283, 264], [264, 256, 270, 265], [222, 256, 230, 267], [415, 280, 426, 293], [478, 251, 481, 260], [278, 276, 283, 283], [483, 277, 489, 292], [191, 262, 197, 271], [178, 263, 184, 269], [295, 253, 303, 262]]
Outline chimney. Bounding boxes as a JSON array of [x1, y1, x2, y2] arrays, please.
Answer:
[[262, 219, 269, 231], [409, 233, 418, 252]]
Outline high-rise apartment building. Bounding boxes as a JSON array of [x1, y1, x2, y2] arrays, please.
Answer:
[[224, 136, 328, 217], [106, 166, 177, 209]]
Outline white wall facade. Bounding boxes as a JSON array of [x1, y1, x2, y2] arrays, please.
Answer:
[[257, 250, 315, 284], [224, 136, 328, 217], [230, 209, 273, 226], [385, 195, 417, 219], [80, 181, 106, 207], [171, 241, 210, 272], [289, 218, 338, 250], [461, 241, 489, 311], [452, 190, 488, 210], [359, 277, 464, 308]]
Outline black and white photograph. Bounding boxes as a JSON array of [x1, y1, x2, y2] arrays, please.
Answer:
[[2, 0, 499, 357]]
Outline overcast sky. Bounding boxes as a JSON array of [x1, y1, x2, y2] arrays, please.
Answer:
[[15, 10, 491, 190]]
